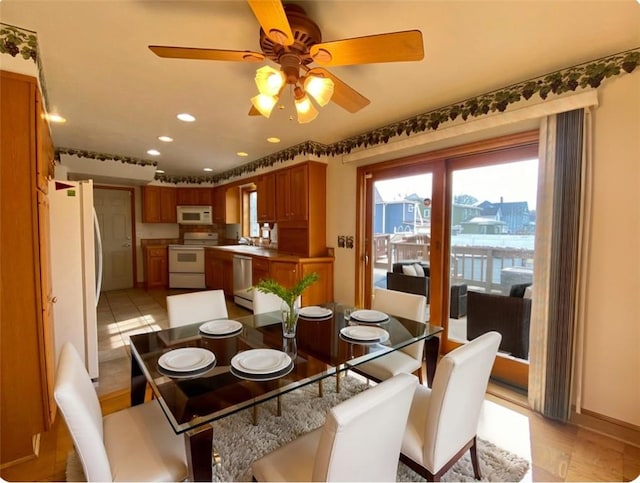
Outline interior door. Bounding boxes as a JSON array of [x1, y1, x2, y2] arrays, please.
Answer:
[[94, 188, 134, 291]]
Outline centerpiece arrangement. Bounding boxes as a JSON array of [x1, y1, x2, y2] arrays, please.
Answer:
[[253, 272, 319, 338]]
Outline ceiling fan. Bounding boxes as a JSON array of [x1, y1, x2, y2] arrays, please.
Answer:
[[149, 0, 424, 123]]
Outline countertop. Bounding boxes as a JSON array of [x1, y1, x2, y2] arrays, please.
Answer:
[[207, 245, 333, 261]]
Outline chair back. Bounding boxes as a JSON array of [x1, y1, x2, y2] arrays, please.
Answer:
[[313, 373, 418, 481], [252, 291, 285, 315], [373, 287, 427, 360], [422, 331, 501, 472], [54, 342, 112, 482], [166, 289, 228, 327]]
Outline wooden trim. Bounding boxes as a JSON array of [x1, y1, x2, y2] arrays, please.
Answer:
[[571, 408, 640, 446], [94, 185, 137, 289]]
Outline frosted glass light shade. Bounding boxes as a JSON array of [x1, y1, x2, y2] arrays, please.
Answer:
[[295, 94, 319, 123], [304, 75, 334, 107], [255, 66, 284, 96], [251, 94, 278, 118]]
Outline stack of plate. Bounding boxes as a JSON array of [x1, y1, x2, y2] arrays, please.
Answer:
[[339, 325, 390, 345], [157, 347, 216, 379], [199, 319, 243, 338], [230, 348, 293, 381], [349, 309, 389, 324], [299, 306, 333, 320]]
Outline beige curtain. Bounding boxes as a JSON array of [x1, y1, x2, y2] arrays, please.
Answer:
[[528, 108, 593, 421]]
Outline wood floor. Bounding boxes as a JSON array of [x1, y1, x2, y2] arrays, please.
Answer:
[[2, 288, 638, 482]]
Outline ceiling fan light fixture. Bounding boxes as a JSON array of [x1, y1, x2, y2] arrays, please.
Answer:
[[294, 87, 318, 123], [304, 75, 334, 107], [251, 93, 278, 118], [254, 65, 285, 96]]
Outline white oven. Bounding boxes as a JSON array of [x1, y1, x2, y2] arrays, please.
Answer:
[[177, 205, 213, 225], [168, 232, 218, 288]]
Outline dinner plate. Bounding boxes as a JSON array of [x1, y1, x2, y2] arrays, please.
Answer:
[[349, 309, 389, 323], [230, 362, 294, 382], [299, 306, 333, 319], [157, 348, 215, 373], [199, 319, 243, 336], [340, 325, 389, 342], [231, 349, 292, 375], [157, 363, 217, 380]]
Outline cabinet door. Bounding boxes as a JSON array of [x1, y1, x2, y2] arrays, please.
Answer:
[[252, 257, 271, 284], [145, 247, 168, 288], [205, 253, 224, 289], [197, 188, 213, 206], [288, 164, 308, 221], [142, 186, 161, 222], [275, 169, 291, 221], [257, 173, 276, 222], [213, 187, 226, 223], [269, 260, 298, 289], [36, 91, 54, 194], [176, 188, 197, 206], [160, 187, 177, 223]]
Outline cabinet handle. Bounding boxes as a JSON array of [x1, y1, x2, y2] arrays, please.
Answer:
[[50, 296, 58, 304]]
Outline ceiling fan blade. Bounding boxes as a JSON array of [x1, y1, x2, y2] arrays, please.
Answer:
[[247, 0, 294, 46], [149, 45, 265, 62], [308, 68, 370, 113], [310, 30, 424, 66]]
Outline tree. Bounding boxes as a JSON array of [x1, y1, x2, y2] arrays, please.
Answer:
[[454, 194, 478, 205]]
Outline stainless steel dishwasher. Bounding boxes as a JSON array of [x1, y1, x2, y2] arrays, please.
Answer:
[[233, 255, 253, 310]]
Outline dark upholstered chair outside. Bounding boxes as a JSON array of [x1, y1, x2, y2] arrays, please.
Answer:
[[466, 289, 532, 359]]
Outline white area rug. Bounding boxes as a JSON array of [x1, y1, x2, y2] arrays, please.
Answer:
[[66, 376, 529, 482]]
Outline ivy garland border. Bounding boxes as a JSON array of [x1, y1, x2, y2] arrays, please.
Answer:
[[2, 22, 633, 184]]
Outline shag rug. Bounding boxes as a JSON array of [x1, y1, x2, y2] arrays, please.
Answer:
[[66, 376, 530, 482]]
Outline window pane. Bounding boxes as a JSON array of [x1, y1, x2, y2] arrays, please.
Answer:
[[249, 191, 258, 237]]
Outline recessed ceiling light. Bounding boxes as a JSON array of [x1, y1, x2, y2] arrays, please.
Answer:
[[203, 168, 213, 172], [177, 113, 196, 122], [45, 113, 66, 123], [267, 137, 280, 143], [156, 169, 165, 174], [236, 152, 249, 157], [147, 149, 160, 156], [158, 135, 173, 142]]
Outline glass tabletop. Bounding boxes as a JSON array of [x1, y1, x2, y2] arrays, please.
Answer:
[[129, 303, 442, 434]]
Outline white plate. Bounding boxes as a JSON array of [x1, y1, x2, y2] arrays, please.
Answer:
[[350, 309, 389, 323], [158, 348, 215, 373], [231, 349, 292, 375], [199, 319, 243, 336], [340, 326, 389, 341], [299, 306, 333, 318]]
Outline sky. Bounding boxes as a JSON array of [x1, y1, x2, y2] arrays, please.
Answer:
[[374, 158, 539, 209]]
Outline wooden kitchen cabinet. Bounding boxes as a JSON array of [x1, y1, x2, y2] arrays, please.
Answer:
[[1, 70, 56, 465], [213, 185, 240, 224], [252, 257, 271, 285], [205, 249, 234, 296], [269, 260, 299, 291], [176, 187, 213, 206], [268, 257, 334, 306], [256, 172, 276, 223], [277, 161, 327, 258], [144, 246, 168, 288], [141, 186, 177, 223]]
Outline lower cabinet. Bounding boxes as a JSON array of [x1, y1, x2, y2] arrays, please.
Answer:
[[205, 249, 234, 296], [269, 258, 334, 306], [144, 246, 168, 289]]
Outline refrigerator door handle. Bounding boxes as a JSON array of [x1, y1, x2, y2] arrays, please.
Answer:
[[93, 209, 103, 306]]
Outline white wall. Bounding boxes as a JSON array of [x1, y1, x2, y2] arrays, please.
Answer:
[[325, 74, 640, 427]]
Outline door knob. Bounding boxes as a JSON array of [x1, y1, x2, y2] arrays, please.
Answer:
[[123, 243, 131, 247]]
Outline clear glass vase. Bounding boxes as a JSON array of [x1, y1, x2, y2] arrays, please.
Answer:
[[281, 300, 300, 338]]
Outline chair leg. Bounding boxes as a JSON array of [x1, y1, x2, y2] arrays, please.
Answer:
[[470, 436, 481, 480], [413, 366, 424, 384], [277, 395, 282, 416], [318, 378, 323, 397]]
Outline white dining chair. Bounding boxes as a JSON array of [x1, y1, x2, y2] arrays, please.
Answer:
[[54, 342, 188, 482], [252, 372, 418, 482], [166, 289, 228, 328], [252, 291, 284, 315], [355, 287, 428, 383], [400, 331, 501, 481]]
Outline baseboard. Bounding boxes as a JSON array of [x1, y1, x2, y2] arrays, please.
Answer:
[[570, 407, 640, 448]]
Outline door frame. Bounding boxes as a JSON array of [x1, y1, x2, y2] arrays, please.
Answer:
[[94, 185, 137, 290], [355, 130, 539, 388]]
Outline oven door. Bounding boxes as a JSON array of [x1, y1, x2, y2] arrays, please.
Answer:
[[168, 246, 205, 273]]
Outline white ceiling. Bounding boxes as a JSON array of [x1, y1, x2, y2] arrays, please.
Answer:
[[2, 1, 639, 178]]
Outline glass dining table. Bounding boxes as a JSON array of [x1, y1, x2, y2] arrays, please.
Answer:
[[129, 303, 443, 482]]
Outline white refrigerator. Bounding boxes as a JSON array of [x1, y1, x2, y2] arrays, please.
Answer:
[[49, 179, 103, 379]]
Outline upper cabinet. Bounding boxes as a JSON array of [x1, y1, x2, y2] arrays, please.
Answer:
[[213, 185, 240, 224], [141, 186, 177, 223], [256, 172, 276, 223], [176, 187, 213, 206]]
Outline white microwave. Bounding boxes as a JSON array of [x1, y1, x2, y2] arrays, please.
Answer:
[[176, 206, 213, 225]]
